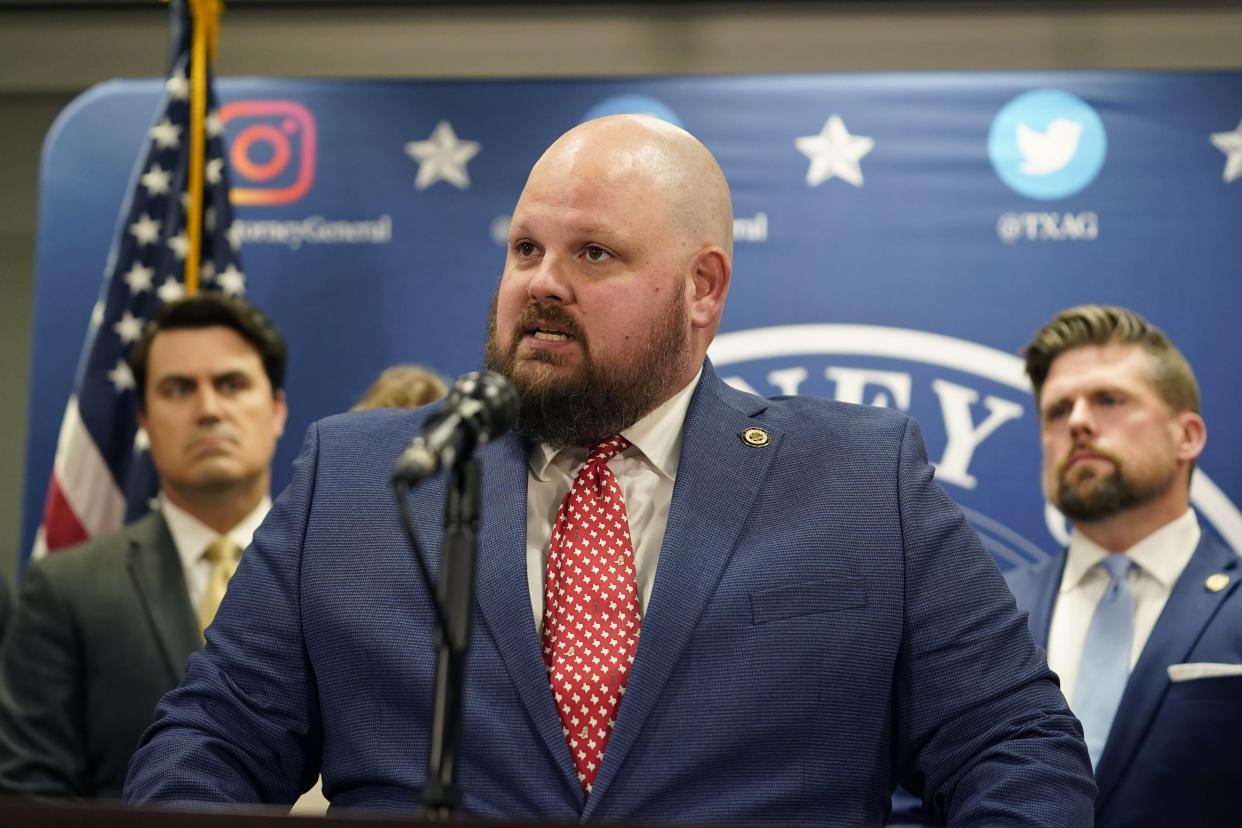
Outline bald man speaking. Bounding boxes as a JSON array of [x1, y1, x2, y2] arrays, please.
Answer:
[[125, 117, 1093, 825]]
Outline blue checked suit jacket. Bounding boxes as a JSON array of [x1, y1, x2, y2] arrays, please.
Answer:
[[126, 362, 1093, 825]]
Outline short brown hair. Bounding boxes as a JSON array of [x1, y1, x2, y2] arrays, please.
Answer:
[[128, 294, 286, 412], [1022, 305, 1199, 414], [351, 364, 447, 411]]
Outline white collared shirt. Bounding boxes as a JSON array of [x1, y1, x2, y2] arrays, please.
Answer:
[[1047, 508, 1200, 702], [525, 369, 702, 631], [161, 495, 272, 613]]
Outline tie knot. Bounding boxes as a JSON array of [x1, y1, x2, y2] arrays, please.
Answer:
[[203, 537, 243, 565], [1098, 554, 1133, 585], [588, 436, 630, 466]]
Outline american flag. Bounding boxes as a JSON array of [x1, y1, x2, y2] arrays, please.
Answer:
[[31, 0, 245, 560]]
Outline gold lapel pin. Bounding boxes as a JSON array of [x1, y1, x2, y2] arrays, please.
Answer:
[[1205, 573, 1230, 593], [740, 427, 771, 448]]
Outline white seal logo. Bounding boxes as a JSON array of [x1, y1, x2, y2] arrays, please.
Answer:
[[709, 324, 1242, 565]]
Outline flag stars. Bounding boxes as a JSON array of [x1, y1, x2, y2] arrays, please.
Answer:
[[205, 110, 223, 138], [149, 117, 182, 150], [124, 262, 154, 294], [134, 427, 150, 452], [206, 157, 224, 186], [164, 68, 190, 101], [129, 214, 162, 246], [107, 359, 136, 393], [157, 277, 185, 303], [140, 164, 172, 197], [168, 231, 190, 260], [113, 311, 144, 344], [226, 220, 243, 251]]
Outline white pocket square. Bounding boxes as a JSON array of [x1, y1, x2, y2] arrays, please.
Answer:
[[1167, 662, 1242, 682]]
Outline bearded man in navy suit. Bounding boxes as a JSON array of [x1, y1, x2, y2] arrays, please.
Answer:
[[1009, 305, 1239, 827], [125, 114, 1093, 825]]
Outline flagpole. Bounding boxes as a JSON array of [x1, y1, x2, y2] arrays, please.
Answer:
[[183, 0, 222, 294], [31, 0, 245, 560]]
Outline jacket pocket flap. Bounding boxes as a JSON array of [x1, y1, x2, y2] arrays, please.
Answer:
[[751, 577, 867, 624]]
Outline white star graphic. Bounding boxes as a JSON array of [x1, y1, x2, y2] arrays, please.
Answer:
[[404, 120, 480, 190], [205, 110, 223, 138], [124, 262, 154, 294], [157, 277, 185, 303], [1210, 119, 1242, 184], [206, 157, 224, 186], [140, 164, 171, 197], [200, 260, 216, 283], [204, 206, 217, 233], [129, 213, 161, 246], [113, 310, 144, 344], [90, 300, 105, 329], [107, 359, 136, 392], [165, 68, 190, 101], [217, 264, 246, 296], [168, 231, 190, 260], [149, 117, 182, 150], [226, 220, 243, 251], [134, 427, 151, 452], [795, 114, 875, 188]]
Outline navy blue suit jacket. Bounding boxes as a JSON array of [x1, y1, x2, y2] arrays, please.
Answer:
[[125, 364, 1092, 825], [1006, 530, 1242, 827]]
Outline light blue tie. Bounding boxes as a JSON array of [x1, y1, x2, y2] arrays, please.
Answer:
[[1073, 554, 1135, 768]]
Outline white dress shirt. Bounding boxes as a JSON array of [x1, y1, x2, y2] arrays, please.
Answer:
[[1047, 507, 1200, 703], [525, 369, 701, 631], [162, 495, 272, 614]]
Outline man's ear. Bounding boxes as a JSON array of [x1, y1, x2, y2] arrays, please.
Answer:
[[687, 246, 731, 331], [1174, 410, 1207, 464], [271, 389, 289, 439]]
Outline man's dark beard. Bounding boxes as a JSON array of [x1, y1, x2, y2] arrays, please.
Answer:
[[1055, 464, 1174, 523], [483, 284, 689, 449]]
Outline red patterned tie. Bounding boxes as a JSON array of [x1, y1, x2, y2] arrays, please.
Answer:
[[542, 436, 643, 796]]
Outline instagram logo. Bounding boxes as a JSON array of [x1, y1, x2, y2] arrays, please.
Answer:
[[220, 100, 316, 206]]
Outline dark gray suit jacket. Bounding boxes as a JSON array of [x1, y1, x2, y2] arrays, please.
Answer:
[[0, 511, 201, 799]]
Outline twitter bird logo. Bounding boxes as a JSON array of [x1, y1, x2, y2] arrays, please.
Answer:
[[989, 89, 1107, 200], [1016, 118, 1083, 175]]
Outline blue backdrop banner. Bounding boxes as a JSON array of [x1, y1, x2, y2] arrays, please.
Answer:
[[24, 71, 1242, 569]]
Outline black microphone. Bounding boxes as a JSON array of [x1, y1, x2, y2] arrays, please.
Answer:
[[392, 370, 519, 484]]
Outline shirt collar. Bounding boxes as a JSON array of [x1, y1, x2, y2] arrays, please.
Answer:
[[161, 494, 272, 567], [529, 367, 703, 481], [1062, 507, 1201, 591]]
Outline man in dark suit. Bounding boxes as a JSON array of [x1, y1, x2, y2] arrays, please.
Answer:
[[0, 294, 287, 799], [125, 115, 1093, 824], [1009, 305, 1239, 827]]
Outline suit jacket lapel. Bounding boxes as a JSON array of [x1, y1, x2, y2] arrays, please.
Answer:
[[1094, 533, 1241, 809], [1011, 555, 1065, 649], [584, 365, 777, 815], [126, 512, 201, 683], [469, 433, 584, 798]]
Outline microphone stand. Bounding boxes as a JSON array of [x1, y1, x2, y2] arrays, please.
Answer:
[[420, 456, 480, 818]]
